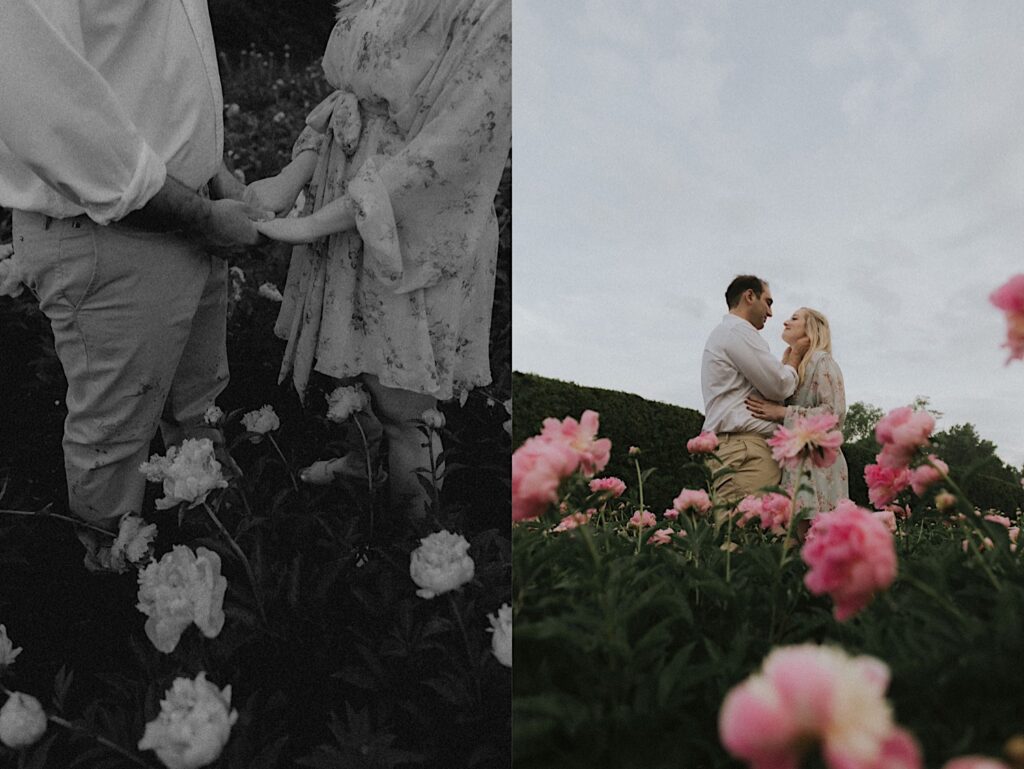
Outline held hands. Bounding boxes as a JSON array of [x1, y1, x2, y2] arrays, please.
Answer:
[[202, 199, 274, 248], [245, 174, 302, 217], [746, 395, 787, 423]]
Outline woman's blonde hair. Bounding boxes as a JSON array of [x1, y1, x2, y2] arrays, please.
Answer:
[[796, 307, 831, 384]]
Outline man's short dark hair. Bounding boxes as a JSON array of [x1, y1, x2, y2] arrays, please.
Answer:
[[725, 275, 767, 308]]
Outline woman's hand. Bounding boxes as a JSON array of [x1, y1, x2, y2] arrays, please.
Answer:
[[245, 175, 301, 217], [746, 395, 787, 423]]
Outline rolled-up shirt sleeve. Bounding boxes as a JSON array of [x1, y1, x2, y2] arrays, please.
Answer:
[[0, 0, 166, 224], [726, 326, 799, 402]]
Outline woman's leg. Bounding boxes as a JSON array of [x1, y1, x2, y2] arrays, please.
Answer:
[[360, 374, 442, 519]]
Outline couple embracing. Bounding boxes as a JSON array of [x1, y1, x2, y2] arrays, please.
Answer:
[[700, 275, 850, 516]]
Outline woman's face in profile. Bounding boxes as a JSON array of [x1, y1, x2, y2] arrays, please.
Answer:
[[781, 309, 807, 346]]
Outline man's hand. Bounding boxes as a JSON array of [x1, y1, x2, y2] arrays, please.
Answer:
[[202, 199, 272, 248], [746, 395, 787, 423], [246, 175, 302, 216]]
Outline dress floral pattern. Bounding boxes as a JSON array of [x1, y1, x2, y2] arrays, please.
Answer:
[[274, 0, 511, 401], [781, 350, 850, 515]]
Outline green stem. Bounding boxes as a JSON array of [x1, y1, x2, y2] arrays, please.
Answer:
[[203, 501, 268, 625], [447, 593, 482, 705], [423, 422, 441, 516], [267, 434, 299, 492], [633, 457, 645, 555], [0, 508, 116, 538], [47, 715, 154, 768], [353, 416, 376, 498], [779, 457, 807, 570]]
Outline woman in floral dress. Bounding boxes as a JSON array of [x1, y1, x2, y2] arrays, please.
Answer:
[[746, 308, 850, 516], [251, 0, 511, 516]]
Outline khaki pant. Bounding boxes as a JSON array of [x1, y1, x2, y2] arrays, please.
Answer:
[[712, 432, 782, 504], [13, 210, 228, 527]]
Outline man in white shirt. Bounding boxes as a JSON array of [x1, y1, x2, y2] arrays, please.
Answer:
[[700, 275, 808, 503], [0, 0, 272, 535]]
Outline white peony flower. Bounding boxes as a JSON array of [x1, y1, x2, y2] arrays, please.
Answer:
[[0, 625, 22, 668], [257, 282, 283, 302], [241, 405, 280, 440], [325, 384, 370, 423], [0, 692, 46, 749], [0, 247, 26, 298], [203, 405, 224, 426], [409, 530, 475, 599], [138, 672, 238, 769], [139, 438, 228, 510], [110, 514, 158, 570], [420, 408, 445, 430], [486, 603, 512, 667], [136, 546, 228, 654]]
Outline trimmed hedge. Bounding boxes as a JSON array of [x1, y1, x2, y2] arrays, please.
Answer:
[[513, 371, 875, 511], [512, 371, 706, 513]]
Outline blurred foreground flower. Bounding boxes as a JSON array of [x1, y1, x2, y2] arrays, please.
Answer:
[[0, 692, 46, 749], [990, 274, 1024, 363], [136, 546, 228, 653], [909, 456, 949, 496], [512, 433, 581, 522], [864, 463, 911, 509], [240, 405, 280, 439], [325, 384, 370, 423], [943, 759, 1010, 769], [802, 500, 897, 621], [138, 672, 238, 769], [719, 643, 920, 769], [768, 413, 843, 470], [410, 531, 475, 599], [487, 604, 512, 667], [687, 430, 719, 454], [140, 438, 228, 510], [0, 625, 21, 669]]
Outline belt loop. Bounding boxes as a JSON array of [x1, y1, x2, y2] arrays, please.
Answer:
[[43, 216, 53, 231]]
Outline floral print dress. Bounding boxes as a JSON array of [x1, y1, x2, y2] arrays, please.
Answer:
[[274, 0, 512, 401], [781, 350, 850, 515]]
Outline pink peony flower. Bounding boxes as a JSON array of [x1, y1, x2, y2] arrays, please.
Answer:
[[662, 507, 680, 520], [990, 275, 1024, 363], [767, 414, 844, 471], [552, 510, 594, 532], [874, 407, 935, 469], [943, 757, 1011, 769], [735, 493, 792, 535], [909, 456, 949, 496], [687, 430, 720, 454], [648, 527, 676, 546], [864, 462, 911, 508], [984, 513, 1012, 529], [511, 436, 579, 522], [673, 488, 713, 516], [628, 510, 657, 528], [589, 476, 627, 498], [802, 500, 898, 621], [539, 410, 612, 476], [719, 644, 920, 769]]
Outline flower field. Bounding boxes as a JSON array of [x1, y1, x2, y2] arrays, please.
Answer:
[[512, 278, 1024, 769], [0, 49, 511, 769]]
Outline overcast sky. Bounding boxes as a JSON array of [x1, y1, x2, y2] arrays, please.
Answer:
[[512, 0, 1024, 467]]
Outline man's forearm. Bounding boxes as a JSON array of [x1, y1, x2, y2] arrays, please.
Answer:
[[208, 161, 247, 201], [120, 176, 212, 232]]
